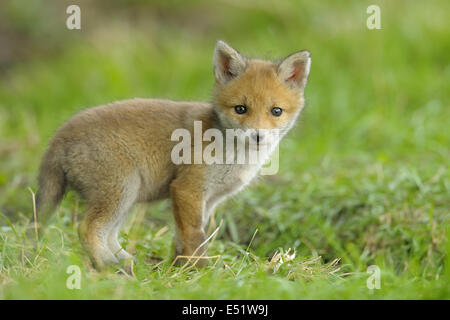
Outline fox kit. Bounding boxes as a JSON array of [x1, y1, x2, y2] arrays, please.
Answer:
[[37, 41, 311, 270]]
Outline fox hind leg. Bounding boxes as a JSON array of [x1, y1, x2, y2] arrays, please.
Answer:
[[78, 201, 120, 270], [108, 224, 134, 261], [79, 176, 139, 270], [107, 174, 140, 261]]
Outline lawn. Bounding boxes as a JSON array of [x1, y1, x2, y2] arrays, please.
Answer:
[[0, 0, 449, 299]]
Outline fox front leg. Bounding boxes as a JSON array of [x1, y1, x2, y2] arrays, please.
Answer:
[[170, 178, 207, 267]]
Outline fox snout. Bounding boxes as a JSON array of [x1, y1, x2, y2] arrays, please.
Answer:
[[250, 131, 264, 144]]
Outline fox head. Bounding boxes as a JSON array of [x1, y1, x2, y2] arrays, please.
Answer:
[[212, 40, 311, 151]]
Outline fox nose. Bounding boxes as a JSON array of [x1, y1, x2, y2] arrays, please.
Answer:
[[251, 131, 264, 144]]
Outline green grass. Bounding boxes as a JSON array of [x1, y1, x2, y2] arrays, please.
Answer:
[[0, 0, 449, 299]]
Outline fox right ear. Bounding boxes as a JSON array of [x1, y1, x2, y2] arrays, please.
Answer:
[[213, 40, 247, 84], [278, 50, 311, 91]]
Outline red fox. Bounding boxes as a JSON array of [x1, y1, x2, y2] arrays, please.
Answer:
[[36, 41, 311, 271]]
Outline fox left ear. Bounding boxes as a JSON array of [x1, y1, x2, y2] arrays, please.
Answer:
[[277, 50, 311, 90], [213, 40, 247, 84]]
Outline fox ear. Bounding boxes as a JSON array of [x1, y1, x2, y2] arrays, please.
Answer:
[[278, 50, 311, 90], [213, 40, 247, 84]]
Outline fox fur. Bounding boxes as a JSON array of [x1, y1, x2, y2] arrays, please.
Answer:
[[37, 41, 311, 270]]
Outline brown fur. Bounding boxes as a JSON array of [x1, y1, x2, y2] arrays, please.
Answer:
[[37, 41, 311, 271]]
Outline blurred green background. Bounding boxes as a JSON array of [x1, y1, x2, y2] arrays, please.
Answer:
[[0, 0, 449, 299]]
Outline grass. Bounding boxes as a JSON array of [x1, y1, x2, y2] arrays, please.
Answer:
[[0, 0, 449, 299]]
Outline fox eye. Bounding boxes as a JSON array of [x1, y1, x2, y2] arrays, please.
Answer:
[[234, 105, 247, 114], [271, 107, 283, 117]]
